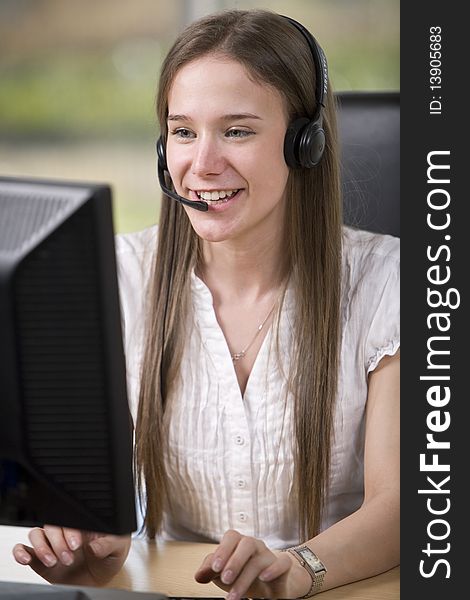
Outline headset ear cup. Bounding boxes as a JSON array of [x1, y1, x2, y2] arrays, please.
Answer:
[[156, 136, 168, 172], [284, 118, 310, 169], [299, 123, 325, 168]]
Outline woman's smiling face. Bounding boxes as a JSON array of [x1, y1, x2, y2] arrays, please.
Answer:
[[166, 54, 291, 245]]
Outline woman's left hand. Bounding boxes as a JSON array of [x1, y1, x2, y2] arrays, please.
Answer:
[[194, 529, 311, 599]]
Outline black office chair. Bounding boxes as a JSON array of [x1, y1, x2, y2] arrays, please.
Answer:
[[335, 91, 399, 237]]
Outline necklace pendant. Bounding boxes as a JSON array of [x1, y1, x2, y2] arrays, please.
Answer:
[[230, 294, 280, 365]]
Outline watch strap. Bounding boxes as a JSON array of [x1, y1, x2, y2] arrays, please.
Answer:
[[285, 546, 327, 598]]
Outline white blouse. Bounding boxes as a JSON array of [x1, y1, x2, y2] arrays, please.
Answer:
[[116, 225, 400, 547]]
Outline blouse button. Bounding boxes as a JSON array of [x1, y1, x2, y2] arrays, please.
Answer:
[[234, 435, 245, 446], [238, 512, 248, 522], [236, 478, 246, 488]]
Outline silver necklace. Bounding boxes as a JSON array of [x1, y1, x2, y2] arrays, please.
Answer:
[[231, 299, 278, 363]]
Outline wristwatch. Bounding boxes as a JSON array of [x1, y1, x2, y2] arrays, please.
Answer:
[[286, 545, 327, 597]]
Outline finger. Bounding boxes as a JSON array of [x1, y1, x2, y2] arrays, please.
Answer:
[[210, 529, 243, 574], [62, 528, 83, 552], [86, 534, 123, 559], [13, 543, 63, 579], [12, 543, 32, 566], [194, 552, 217, 583], [226, 555, 275, 600], [28, 528, 59, 568], [42, 525, 75, 566], [220, 535, 263, 586], [12, 543, 49, 579]]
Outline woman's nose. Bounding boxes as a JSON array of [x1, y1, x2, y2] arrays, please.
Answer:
[[191, 136, 225, 176]]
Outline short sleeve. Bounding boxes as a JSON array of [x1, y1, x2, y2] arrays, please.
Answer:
[[364, 248, 400, 373], [341, 228, 400, 377]]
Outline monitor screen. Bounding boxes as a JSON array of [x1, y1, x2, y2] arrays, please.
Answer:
[[0, 176, 137, 535]]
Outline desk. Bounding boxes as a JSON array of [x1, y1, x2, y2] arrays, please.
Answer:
[[0, 526, 399, 599]]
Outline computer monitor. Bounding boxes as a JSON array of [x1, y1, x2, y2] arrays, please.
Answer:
[[0, 176, 137, 535]]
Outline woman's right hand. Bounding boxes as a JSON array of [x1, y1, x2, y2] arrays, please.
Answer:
[[12, 525, 131, 586]]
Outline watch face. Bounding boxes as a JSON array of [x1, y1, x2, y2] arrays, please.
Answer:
[[297, 547, 325, 573]]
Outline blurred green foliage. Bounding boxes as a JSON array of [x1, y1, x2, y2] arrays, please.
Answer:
[[0, 47, 160, 139]]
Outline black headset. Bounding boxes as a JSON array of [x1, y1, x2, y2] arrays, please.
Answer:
[[281, 15, 328, 169], [156, 15, 328, 210]]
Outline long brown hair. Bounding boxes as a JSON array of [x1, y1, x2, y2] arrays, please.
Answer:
[[135, 9, 342, 542]]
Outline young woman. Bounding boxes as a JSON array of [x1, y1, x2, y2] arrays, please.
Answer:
[[13, 9, 399, 599]]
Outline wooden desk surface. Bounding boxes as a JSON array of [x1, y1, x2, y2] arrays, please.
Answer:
[[0, 526, 399, 599]]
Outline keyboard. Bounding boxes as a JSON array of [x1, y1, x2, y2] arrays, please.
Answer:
[[0, 581, 228, 600], [0, 581, 168, 599]]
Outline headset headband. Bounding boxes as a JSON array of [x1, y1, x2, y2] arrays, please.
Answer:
[[281, 16, 328, 121]]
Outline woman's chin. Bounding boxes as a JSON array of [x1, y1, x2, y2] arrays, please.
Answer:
[[191, 219, 239, 243], [191, 224, 236, 243], [184, 212, 240, 243]]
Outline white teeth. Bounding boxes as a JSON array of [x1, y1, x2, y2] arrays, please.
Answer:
[[196, 189, 239, 201]]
